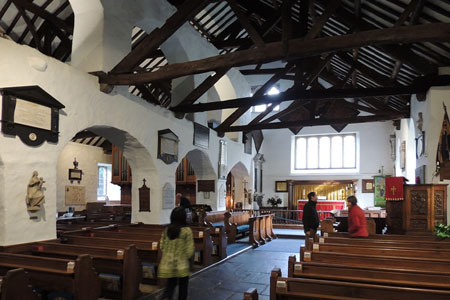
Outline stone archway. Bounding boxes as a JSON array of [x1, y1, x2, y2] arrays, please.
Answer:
[[227, 161, 251, 209], [57, 126, 158, 224], [176, 149, 217, 209]]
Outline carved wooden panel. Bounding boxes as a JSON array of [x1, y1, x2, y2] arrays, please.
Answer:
[[410, 219, 428, 230], [434, 190, 444, 216], [411, 190, 428, 215]]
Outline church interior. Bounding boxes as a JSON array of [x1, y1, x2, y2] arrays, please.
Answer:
[[1, 0, 450, 299]]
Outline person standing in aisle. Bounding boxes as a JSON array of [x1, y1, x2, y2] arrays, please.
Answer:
[[158, 207, 194, 300], [302, 192, 320, 238]]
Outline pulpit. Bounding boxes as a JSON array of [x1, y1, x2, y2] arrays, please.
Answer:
[[386, 184, 447, 234]]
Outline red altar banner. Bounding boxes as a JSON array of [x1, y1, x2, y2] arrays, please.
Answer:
[[385, 177, 404, 201]]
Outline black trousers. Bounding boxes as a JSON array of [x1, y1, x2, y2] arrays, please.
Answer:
[[162, 276, 189, 300]]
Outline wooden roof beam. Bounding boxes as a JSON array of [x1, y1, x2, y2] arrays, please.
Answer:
[[215, 63, 294, 133], [227, 0, 265, 48], [225, 113, 407, 132], [111, 0, 209, 73], [172, 82, 444, 113], [100, 23, 450, 85], [176, 67, 231, 109]]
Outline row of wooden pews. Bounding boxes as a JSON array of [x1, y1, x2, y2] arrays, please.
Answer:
[[0, 268, 40, 300], [0, 247, 101, 300], [269, 231, 450, 299], [0, 220, 229, 300], [198, 210, 276, 247]]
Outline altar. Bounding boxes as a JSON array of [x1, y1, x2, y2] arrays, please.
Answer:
[[298, 200, 346, 220]]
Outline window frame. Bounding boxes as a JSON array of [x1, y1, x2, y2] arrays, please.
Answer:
[[291, 133, 359, 174], [97, 165, 108, 200]]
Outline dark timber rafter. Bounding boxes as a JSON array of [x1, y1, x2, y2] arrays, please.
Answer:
[[227, 0, 265, 48], [214, 63, 295, 133], [224, 113, 407, 132], [99, 23, 450, 85], [171, 85, 423, 113], [111, 0, 209, 73], [172, 77, 450, 114]]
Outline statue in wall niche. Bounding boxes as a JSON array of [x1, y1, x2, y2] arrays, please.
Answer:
[[26, 171, 45, 212]]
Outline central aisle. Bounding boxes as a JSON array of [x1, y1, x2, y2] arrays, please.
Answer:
[[187, 238, 303, 300]]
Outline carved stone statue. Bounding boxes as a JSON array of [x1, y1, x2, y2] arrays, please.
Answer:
[[26, 171, 45, 211]]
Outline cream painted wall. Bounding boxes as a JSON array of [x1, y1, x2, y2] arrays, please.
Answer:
[[0, 39, 252, 245], [260, 122, 395, 210], [56, 142, 112, 212]]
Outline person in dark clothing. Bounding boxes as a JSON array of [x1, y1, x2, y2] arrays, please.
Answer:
[[179, 197, 191, 210], [302, 192, 320, 238]]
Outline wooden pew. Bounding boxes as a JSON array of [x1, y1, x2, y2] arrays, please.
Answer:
[[62, 227, 213, 268], [270, 268, 450, 300], [97, 226, 214, 267], [288, 255, 450, 290], [243, 288, 258, 300], [199, 210, 227, 227], [249, 214, 276, 248], [305, 241, 450, 260], [224, 211, 252, 243], [24, 242, 141, 300], [315, 235, 450, 250], [0, 252, 100, 300], [0, 268, 40, 300], [299, 246, 450, 272], [321, 231, 450, 242], [192, 225, 227, 260]]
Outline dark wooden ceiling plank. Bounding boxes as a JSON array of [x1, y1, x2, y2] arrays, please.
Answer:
[[136, 85, 161, 105], [12, 0, 72, 33], [172, 82, 443, 113], [394, 0, 420, 26], [304, 0, 339, 40], [177, 67, 231, 107], [281, 0, 293, 53], [100, 23, 450, 85], [0, 0, 12, 20], [240, 68, 288, 75], [5, 10, 21, 35], [336, 52, 398, 87], [12, 0, 42, 50], [16, 0, 53, 44], [316, 0, 437, 75], [111, 0, 209, 73], [227, 0, 265, 47], [298, 0, 309, 37], [224, 113, 407, 132]]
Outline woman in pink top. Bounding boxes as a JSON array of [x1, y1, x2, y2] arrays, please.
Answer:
[[347, 196, 368, 237]]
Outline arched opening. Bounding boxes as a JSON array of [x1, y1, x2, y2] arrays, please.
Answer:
[[57, 126, 157, 225], [175, 149, 216, 209], [226, 162, 251, 210]]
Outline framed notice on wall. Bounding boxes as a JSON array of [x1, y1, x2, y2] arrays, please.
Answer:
[[65, 186, 85, 205]]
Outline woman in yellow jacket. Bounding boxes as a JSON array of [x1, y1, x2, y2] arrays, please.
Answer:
[[158, 207, 194, 300]]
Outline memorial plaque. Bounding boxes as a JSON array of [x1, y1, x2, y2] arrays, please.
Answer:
[[139, 179, 151, 212], [162, 183, 175, 209], [197, 180, 215, 192], [65, 186, 85, 205]]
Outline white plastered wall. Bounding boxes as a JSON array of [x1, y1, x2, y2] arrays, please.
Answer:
[[0, 38, 252, 245], [260, 122, 395, 209]]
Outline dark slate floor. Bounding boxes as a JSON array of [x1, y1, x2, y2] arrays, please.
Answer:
[[186, 238, 304, 300]]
